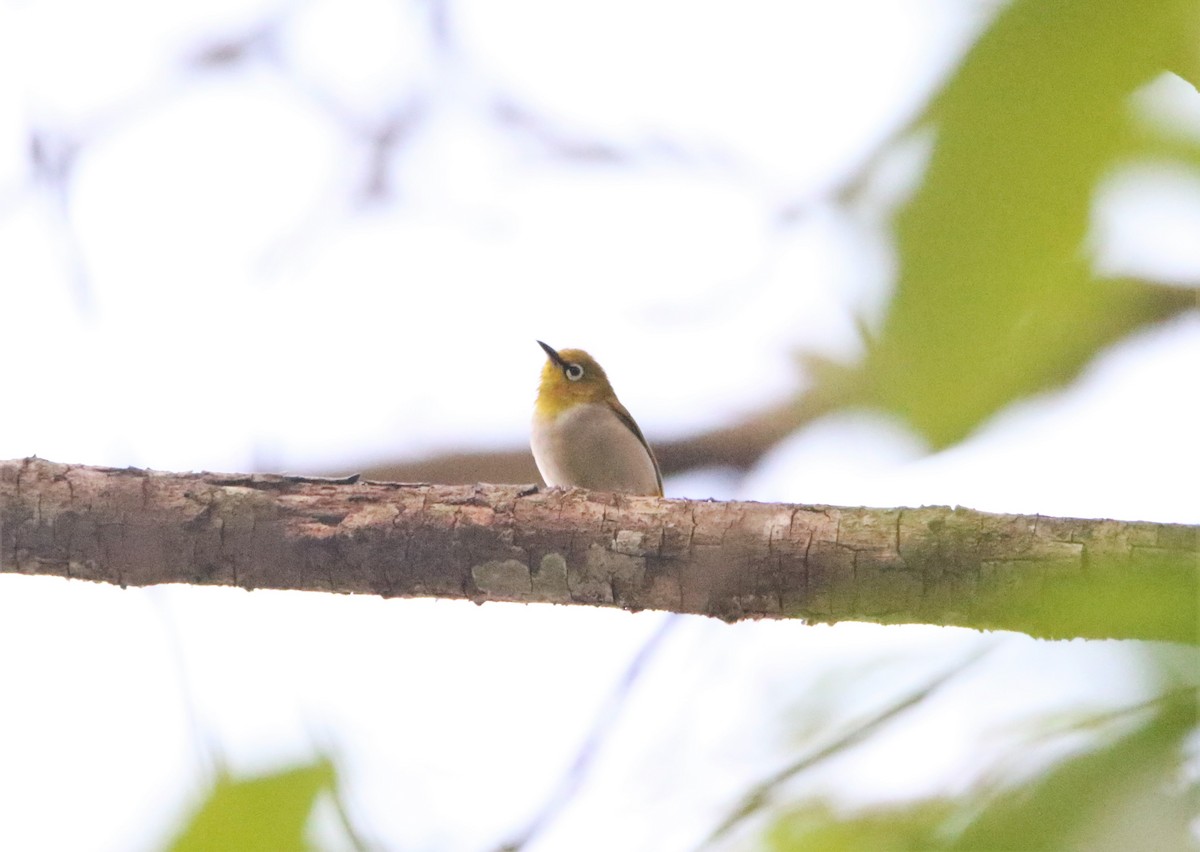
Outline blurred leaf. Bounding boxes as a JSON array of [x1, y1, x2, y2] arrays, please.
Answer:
[[855, 0, 1199, 448], [954, 540, 1198, 643], [764, 801, 952, 852], [1032, 548, 1199, 643], [761, 690, 1199, 852], [168, 759, 335, 852], [1168, 18, 1200, 88], [950, 690, 1199, 851]]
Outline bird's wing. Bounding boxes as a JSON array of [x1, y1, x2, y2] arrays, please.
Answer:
[[607, 398, 663, 497]]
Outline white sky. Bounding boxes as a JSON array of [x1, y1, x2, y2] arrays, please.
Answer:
[[0, 1, 1197, 850]]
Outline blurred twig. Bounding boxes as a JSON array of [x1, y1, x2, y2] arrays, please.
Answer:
[[497, 613, 681, 852], [705, 643, 995, 846], [748, 685, 1199, 851]]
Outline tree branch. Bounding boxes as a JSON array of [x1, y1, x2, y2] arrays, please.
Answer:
[[1, 458, 1194, 641]]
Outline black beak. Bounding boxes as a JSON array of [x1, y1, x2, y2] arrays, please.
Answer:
[[537, 340, 567, 368]]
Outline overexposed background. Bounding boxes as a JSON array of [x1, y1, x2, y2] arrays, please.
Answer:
[[1, 1, 1197, 849]]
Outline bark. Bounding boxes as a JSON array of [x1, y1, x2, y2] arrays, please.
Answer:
[[1, 458, 1195, 641]]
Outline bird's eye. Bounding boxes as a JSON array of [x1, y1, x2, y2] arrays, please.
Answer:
[[564, 364, 584, 382]]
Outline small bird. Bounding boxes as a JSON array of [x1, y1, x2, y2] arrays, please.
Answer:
[[531, 341, 663, 496]]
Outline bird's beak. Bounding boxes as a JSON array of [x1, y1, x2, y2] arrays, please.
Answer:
[[537, 340, 567, 368]]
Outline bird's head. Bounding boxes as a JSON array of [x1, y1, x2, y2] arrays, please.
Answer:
[[535, 341, 617, 417]]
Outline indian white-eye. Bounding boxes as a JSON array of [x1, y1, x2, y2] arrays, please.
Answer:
[[531, 341, 662, 496]]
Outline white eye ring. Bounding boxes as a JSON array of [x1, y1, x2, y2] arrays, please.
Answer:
[[564, 364, 584, 381]]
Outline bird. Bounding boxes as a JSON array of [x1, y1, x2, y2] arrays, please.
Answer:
[[531, 341, 663, 496]]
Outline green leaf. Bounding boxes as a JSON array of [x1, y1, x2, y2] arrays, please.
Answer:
[[168, 760, 335, 852], [855, 0, 1199, 448]]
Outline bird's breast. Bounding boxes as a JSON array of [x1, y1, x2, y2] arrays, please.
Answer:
[[531, 403, 659, 495]]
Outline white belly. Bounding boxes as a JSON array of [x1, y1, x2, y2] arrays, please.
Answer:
[[531, 403, 660, 495]]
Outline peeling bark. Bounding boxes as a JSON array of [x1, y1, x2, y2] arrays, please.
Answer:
[[1, 458, 1195, 641]]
